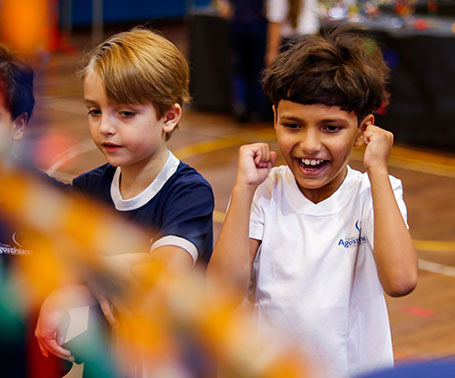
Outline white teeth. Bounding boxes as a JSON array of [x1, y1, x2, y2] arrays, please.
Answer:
[[302, 159, 323, 166]]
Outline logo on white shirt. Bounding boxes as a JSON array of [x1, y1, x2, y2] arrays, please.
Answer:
[[338, 220, 367, 248]]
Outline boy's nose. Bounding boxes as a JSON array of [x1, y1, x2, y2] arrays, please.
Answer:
[[98, 117, 115, 135], [299, 129, 321, 154]]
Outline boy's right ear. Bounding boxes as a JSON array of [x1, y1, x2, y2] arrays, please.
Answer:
[[354, 114, 374, 148], [162, 104, 181, 134]]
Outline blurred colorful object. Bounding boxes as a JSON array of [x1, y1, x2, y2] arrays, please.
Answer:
[[31, 131, 75, 170], [318, 0, 395, 21], [394, 0, 417, 17], [0, 0, 49, 54], [0, 160, 315, 377]]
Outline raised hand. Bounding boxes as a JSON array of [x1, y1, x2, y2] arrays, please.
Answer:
[[236, 143, 277, 188], [361, 124, 394, 172]]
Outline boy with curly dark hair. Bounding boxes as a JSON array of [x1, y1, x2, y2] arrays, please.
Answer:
[[208, 26, 417, 377]]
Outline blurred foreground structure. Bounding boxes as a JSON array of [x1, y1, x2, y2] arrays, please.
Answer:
[[0, 159, 316, 377]]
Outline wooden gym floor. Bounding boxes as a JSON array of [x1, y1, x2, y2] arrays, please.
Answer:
[[25, 21, 454, 370]]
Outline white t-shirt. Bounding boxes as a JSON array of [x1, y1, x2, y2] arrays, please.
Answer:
[[248, 165, 407, 377], [267, 0, 320, 38]]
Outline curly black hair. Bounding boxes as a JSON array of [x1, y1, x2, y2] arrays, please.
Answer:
[[263, 25, 390, 123]]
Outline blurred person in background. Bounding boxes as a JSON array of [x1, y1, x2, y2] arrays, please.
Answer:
[[219, 0, 270, 122], [265, 0, 320, 65]]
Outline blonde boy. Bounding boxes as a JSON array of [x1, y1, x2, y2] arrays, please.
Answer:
[[36, 27, 214, 365]]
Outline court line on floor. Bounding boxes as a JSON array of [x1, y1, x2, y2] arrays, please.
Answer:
[[351, 150, 455, 178], [413, 240, 455, 253], [418, 259, 455, 277], [173, 132, 272, 160], [45, 138, 95, 176]]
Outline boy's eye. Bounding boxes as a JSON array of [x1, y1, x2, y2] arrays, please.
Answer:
[[282, 123, 300, 129], [323, 125, 341, 133], [120, 111, 136, 118], [87, 109, 101, 116]]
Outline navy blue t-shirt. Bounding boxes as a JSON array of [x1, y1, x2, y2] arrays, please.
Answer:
[[72, 153, 214, 265]]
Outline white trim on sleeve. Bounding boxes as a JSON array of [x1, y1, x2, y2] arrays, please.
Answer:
[[150, 235, 199, 265]]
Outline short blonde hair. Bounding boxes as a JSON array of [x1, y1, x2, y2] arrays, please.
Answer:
[[80, 27, 190, 138]]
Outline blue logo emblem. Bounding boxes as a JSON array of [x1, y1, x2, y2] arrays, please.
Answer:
[[355, 220, 362, 232], [338, 220, 367, 248]]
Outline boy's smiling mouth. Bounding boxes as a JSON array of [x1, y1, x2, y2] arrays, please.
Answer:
[[296, 157, 329, 174]]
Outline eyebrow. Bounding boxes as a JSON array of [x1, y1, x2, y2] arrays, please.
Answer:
[[279, 115, 303, 122], [84, 99, 98, 106], [320, 118, 349, 125], [279, 115, 350, 125]]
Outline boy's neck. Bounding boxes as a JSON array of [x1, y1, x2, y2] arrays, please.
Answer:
[[296, 166, 349, 204], [118, 148, 169, 200]]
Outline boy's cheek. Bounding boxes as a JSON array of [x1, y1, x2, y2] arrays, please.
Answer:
[[0, 121, 15, 144]]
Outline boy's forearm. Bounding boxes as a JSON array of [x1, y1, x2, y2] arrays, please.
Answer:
[[207, 183, 257, 296], [368, 168, 418, 297]]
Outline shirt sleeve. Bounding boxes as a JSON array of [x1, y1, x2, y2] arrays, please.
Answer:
[[391, 176, 408, 228], [249, 180, 271, 241], [364, 175, 408, 251], [152, 181, 214, 265]]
